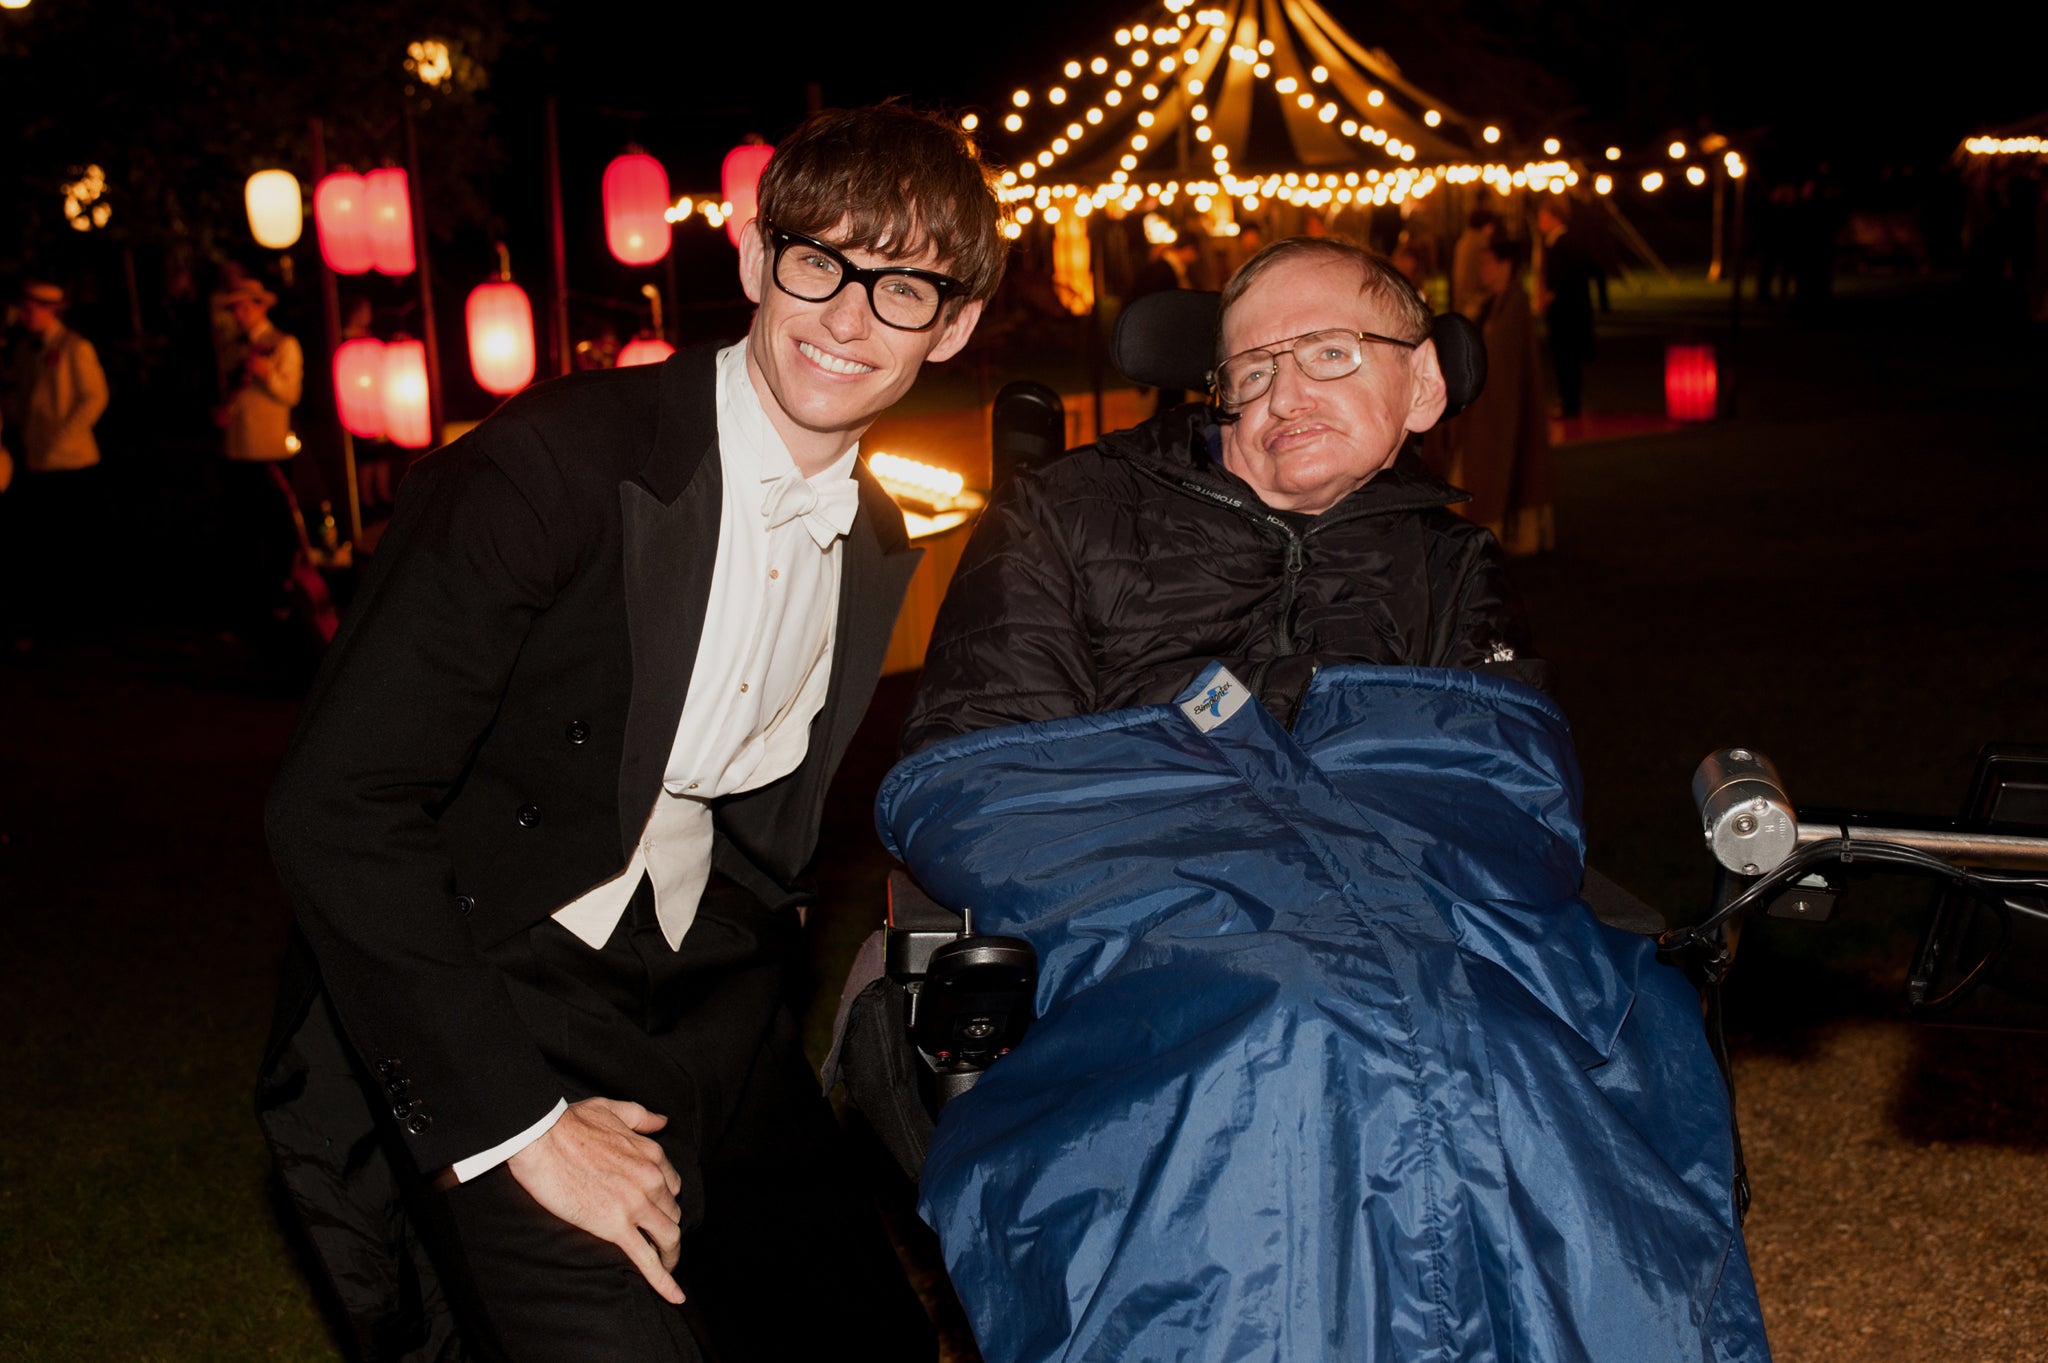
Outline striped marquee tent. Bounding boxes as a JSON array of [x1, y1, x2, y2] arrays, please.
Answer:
[[981, 0, 1579, 235]]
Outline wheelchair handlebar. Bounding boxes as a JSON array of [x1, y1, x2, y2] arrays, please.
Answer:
[[1693, 748, 2048, 876]]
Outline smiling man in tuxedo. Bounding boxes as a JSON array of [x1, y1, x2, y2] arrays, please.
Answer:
[[261, 104, 1005, 1362]]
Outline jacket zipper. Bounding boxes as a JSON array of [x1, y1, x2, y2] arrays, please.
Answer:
[[1151, 470, 1309, 655]]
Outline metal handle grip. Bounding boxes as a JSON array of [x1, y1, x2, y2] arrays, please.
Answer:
[[1693, 748, 1800, 875]]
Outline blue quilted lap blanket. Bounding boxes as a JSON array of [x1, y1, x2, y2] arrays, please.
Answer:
[[877, 663, 1770, 1363]]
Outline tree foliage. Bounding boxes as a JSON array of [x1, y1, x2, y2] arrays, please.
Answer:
[[0, 0, 520, 268]]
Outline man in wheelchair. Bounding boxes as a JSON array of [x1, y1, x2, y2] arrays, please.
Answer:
[[873, 238, 1771, 1362]]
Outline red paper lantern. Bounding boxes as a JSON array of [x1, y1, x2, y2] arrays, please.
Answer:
[[332, 337, 386, 438], [721, 143, 774, 248], [617, 337, 676, 368], [364, 168, 416, 275], [380, 339, 434, 449], [466, 280, 536, 396], [314, 172, 375, 275], [603, 152, 671, 266], [1665, 343, 1718, 423]]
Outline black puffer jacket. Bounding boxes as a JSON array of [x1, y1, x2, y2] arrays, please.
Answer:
[[902, 405, 1546, 754]]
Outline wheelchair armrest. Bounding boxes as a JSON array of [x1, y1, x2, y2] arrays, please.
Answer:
[[885, 868, 966, 977]]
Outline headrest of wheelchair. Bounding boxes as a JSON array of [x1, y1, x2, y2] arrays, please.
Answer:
[[1111, 289, 1488, 417]]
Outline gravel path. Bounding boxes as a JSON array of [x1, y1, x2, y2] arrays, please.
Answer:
[[1738, 1020, 2048, 1361]]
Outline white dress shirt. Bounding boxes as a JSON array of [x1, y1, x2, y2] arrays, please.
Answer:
[[451, 341, 860, 1182]]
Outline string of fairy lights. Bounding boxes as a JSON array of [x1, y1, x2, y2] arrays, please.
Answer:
[[963, 0, 1754, 237]]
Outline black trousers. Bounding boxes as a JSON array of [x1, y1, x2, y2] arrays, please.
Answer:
[[219, 458, 299, 626], [0, 465, 106, 640], [436, 879, 934, 1362]]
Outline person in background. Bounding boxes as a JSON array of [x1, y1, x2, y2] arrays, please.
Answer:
[[1453, 236, 1555, 555], [1128, 220, 1202, 412], [213, 279, 305, 628], [1451, 209, 1500, 321], [1536, 199, 1597, 419], [1, 281, 110, 649], [217, 279, 303, 465]]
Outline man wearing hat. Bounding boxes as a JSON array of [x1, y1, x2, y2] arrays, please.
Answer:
[[9, 281, 109, 474], [2, 281, 110, 646], [213, 278, 306, 627], [216, 278, 303, 463]]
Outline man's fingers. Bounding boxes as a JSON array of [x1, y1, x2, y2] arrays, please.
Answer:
[[617, 1227, 686, 1305], [641, 1197, 684, 1270], [661, 1160, 683, 1198], [611, 1100, 669, 1135]]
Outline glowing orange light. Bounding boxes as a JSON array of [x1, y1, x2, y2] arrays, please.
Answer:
[[465, 279, 536, 396], [1666, 344, 1717, 423], [332, 337, 386, 438], [364, 168, 416, 275], [381, 340, 434, 448], [721, 143, 774, 249], [245, 170, 303, 249], [603, 152, 672, 266], [617, 337, 676, 368], [313, 172, 375, 275]]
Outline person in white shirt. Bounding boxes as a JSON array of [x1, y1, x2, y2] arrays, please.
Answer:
[[213, 279, 309, 627], [260, 104, 1006, 1362], [2, 280, 109, 647]]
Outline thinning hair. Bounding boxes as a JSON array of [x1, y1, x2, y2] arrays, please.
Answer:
[[1216, 237, 1433, 364], [756, 103, 1009, 305]]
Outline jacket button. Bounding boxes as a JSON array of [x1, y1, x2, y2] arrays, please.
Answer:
[[516, 804, 540, 828], [376, 1059, 397, 1077], [387, 1076, 411, 1096], [406, 1113, 433, 1136], [565, 720, 590, 745], [454, 894, 474, 915], [393, 1101, 412, 1118]]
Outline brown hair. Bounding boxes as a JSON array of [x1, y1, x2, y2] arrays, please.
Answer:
[[1216, 237, 1432, 363], [756, 103, 1008, 305]]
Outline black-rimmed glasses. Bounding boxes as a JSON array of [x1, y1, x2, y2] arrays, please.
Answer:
[[765, 222, 963, 332], [1210, 327, 1420, 410]]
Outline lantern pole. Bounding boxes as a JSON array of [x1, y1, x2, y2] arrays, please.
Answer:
[[1724, 168, 1746, 420], [1709, 167, 1726, 282], [402, 103, 445, 446], [663, 255, 679, 347], [309, 117, 363, 548], [544, 97, 572, 377]]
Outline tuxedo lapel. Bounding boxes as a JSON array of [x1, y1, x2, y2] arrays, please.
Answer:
[[823, 468, 925, 760], [617, 346, 724, 857]]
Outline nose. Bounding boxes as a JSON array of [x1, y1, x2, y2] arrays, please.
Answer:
[[1264, 353, 1315, 418], [820, 281, 873, 343]]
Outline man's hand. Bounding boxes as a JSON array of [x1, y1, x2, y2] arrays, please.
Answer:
[[505, 1096, 690, 1304]]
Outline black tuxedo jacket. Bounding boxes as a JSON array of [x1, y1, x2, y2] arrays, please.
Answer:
[[265, 343, 921, 1173]]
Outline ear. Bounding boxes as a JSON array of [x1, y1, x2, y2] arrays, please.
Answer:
[[922, 298, 986, 364], [1403, 336, 1449, 434], [737, 220, 767, 305]]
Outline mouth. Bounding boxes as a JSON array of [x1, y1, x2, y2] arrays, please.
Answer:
[[1265, 420, 1330, 452], [797, 340, 875, 377]]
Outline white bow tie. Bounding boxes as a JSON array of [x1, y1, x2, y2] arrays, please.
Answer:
[[761, 471, 860, 548]]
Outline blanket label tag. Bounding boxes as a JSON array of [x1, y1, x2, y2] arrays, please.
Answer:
[[1181, 666, 1251, 733]]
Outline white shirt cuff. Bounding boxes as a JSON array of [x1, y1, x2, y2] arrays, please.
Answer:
[[450, 1098, 569, 1183]]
